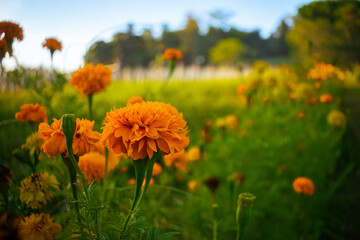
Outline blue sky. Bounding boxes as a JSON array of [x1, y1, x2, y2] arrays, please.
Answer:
[[1, 0, 313, 72]]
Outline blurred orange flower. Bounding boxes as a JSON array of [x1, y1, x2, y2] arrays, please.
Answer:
[[314, 81, 321, 90], [292, 177, 315, 195], [225, 114, 238, 130], [289, 92, 297, 101], [152, 162, 163, 176], [15, 103, 47, 123], [186, 146, 201, 162], [70, 63, 112, 96], [78, 149, 120, 183], [297, 111, 305, 119], [307, 62, 344, 81], [162, 48, 183, 61], [126, 95, 144, 106], [127, 177, 154, 186], [42, 38, 62, 52], [306, 97, 317, 105], [0, 21, 24, 41], [163, 149, 187, 172], [187, 179, 201, 192], [18, 213, 61, 240], [236, 85, 247, 95], [101, 101, 190, 160], [319, 93, 334, 103], [38, 118, 101, 157]]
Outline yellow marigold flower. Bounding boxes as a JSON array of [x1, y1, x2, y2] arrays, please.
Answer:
[[101, 101, 190, 160], [42, 38, 62, 52], [127, 95, 144, 106], [163, 149, 187, 172], [186, 146, 201, 162], [327, 110, 346, 128], [19, 172, 59, 209], [0, 21, 24, 41], [21, 132, 46, 160], [215, 117, 226, 129], [187, 179, 201, 193], [297, 111, 305, 119], [70, 63, 112, 96], [38, 118, 101, 157], [295, 83, 315, 101], [18, 213, 61, 240], [236, 85, 247, 95], [292, 177, 315, 195], [320, 93, 334, 103], [162, 48, 183, 61], [225, 114, 238, 130], [15, 103, 48, 123]]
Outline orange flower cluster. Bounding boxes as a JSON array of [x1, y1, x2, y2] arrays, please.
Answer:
[[0, 21, 24, 41], [42, 38, 62, 52], [70, 63, 112, 96], [127, 95, 144, 106], [307, 62, 345, 81], [292, 177, 315, 195], [319, 93, 334, 103], [15, 103, 48, 123], [163, 149, 187, 172], [236, 85, 247, 95], [101, 101, 189, 160], [162, 48, 183, 61], [38, 118, 101, 157]]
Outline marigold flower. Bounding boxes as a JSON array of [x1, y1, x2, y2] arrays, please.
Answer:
[[289, 92, 297, 101], [327, 110, 346, 128], [163, 149, 187, 172], [18, 213, 61, 240], [15, 103, 48, 123], [42, 38, 62, 52], [127, 177, 154, 186], [225, 115, 239, 130], [292, 177, 315, 195], [19, 172, 59, 209], [186, 146, 201, 162], [236, 85, 247, 95], [38, 118, 101, 157], [187, 179, 201, 193], [152, 162, 163, 176], [21, 132, 46, 160], [0, 38, 9, 60], [127, 95, 144, 106], [320, 93, 334, 103], [162, 48, 183, 61], [78, 150, 120, 184], [306, 97, 317, 105], [314, 81, 321, 90], [101, 101, 190, 160], [0, 21, 24, 41], [70, 63, 112, 96], [297, 111, 305, 119]]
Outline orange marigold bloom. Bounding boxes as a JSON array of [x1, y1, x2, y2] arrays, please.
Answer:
[[187, 179, 201, 192], [292, 177, 315, 195], [38, 118, 101, 157], [152, 162, 163, 176], [101, 101, 190, 160], [306, 97, 317, 105], [289, 92, 297, 101], [78, 150, 120, 184], [163, 149, 187, 172], [70, 63, 112, 96], [42, 38, 62, 52], [162, 48, 183, 61], [297, 111, 305, 119], [186, 146, 201, 162], [0, 21, 24, 41], [236, 85, 247, 95], [225, 114, 239, 130], [314, 81, 321, 90], [18, 213, 61, 240], [320, 93, 334, 103], [15, 103, 48, 123], [127, 95, 144, 106]]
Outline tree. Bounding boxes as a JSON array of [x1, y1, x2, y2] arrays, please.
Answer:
[[209, 38, 245, 65], [287, 1, 360, 67]]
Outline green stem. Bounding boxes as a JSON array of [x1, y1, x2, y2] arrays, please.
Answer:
[[236, 226, 246, 240], [103, 147, 109, 186], [62, 156, 79, 213], [88, 94, 93, 120]]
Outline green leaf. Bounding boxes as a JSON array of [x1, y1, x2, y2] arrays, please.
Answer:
[[159, 232, 180, 239]]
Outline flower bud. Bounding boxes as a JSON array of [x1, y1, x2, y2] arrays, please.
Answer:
[[236, 193, 255, 240], [61, 114, 76, 142]]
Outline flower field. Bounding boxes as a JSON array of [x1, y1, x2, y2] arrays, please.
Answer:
[[1, 5, 360, 239]]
